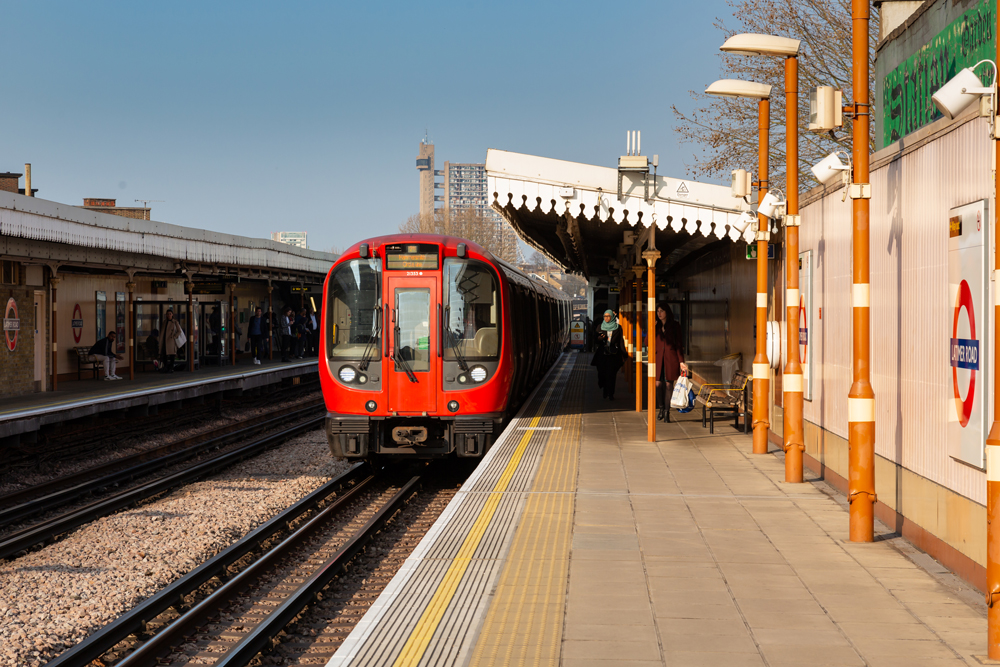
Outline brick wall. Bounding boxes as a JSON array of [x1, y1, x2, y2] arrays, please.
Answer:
[[1, 265, 36, 398], [0, 173, 20, 194]]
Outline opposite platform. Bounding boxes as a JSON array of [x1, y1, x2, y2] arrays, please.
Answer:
[[0, 358, 318, 439], [330, 353, 987, 667]]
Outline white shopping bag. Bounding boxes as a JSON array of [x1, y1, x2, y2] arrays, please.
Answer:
[[175, 328, 187, 348], [670, 375, 693, 409]]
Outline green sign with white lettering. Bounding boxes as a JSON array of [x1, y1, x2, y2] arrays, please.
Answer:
[[882, 0, 995, 148]]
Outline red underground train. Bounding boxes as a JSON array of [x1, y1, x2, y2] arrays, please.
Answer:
[[320, 234, 571, 460]]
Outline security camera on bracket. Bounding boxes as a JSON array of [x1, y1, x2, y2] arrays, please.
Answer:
[[811, 151, 853, 202], [931, 59, 997, 135]]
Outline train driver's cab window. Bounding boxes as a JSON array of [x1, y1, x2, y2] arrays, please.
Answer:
[[327, 258, 381, 359], [443, 259, 500, 360]]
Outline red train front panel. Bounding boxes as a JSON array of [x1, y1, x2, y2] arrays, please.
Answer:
[[320, 235, 515, 459]]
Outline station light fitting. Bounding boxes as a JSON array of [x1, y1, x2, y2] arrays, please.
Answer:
[[720, 33, 801, 57], [731, 211, 758, 235], [811, 151, 852, 186], [809, 86, 844, 131], [705, 79, 772, 100], [757, 191, 786, 220], [931, 59, 997, 120]]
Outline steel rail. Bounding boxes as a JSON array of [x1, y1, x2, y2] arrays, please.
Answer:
[[0, 401, 324, 527], [213, 475, 420, 667], [0, 415, 325, 560], [115, 475, 418, 667], [43, 462, 370, 667]]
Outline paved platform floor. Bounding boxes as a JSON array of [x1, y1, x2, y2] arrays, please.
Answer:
[[557, 361, 987, 666]]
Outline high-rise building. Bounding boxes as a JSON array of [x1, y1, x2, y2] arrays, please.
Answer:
[[416, 138, 443, 218], [271, 231, 308, 249], [442, 162, 500, 223]]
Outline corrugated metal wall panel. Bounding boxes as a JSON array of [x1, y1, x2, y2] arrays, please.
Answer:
[[800, 117, 992, 503]]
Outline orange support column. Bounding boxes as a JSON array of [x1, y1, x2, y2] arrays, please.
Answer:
[[229, 283, 237, 367], [634, 269, 644, 412], [267, 282, 274, 361], [643, 250, 659, 442], [50, 275, 59, 391], [988, 0, 1000, 651], [126, 281, 136, 381], [622, 281, 631, 388], [186, 282, 195, 373], [782, 55, 804, 482], [752, 97, 771, 455], [848, 0, 876, 542]]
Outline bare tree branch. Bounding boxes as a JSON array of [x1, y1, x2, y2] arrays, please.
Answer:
[[672, 0, 878, 190]]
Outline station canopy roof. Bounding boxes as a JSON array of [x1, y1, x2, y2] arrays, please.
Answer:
[[486, 149, 751, 279]]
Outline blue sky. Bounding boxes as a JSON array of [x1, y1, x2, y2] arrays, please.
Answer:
[[2, 1, 731, 254]]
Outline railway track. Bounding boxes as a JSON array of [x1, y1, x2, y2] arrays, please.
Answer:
[[44, 461, 465, 667], [0, 406, 326, 560], [0, 379, 321, 478]]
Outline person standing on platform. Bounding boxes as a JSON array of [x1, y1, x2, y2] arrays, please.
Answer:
[[591, 309, 626, 400], [280, 307, 294, 362], [294, 308, 308, 359], [248, 307, 265, 365], [162, 309, 183, 373], [655, 302, 689, 421], [90, 330, 123, 380], [307, 308, 319, 357]]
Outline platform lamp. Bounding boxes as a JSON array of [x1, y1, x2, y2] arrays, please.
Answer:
[[721, 34, 805, 481], [705, 78, 773, 455], [931, 56, 1000, 658]]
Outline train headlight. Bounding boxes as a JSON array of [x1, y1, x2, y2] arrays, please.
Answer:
[[339, 366, 357, 383], [357, 373, 368, 385], [470, 366, 488, 382], [447, 400, 460, 413], [458, 374, 468, 384], [365, 400, 377, 413]]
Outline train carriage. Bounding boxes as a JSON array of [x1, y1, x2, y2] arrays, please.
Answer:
[[321, 234, 570, 460]]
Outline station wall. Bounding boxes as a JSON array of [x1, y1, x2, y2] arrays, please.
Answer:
[[795, 112, 993, 577], [1, 264, 37, 398]]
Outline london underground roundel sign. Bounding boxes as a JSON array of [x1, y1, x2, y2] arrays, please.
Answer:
[[3, 298, 18, 352], [951, 279, 978, 428]]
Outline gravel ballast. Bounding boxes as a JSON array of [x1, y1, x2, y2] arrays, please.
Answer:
[[0, 428, 349, 667]]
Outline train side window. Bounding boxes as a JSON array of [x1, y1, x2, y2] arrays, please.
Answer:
[[443, 259, 501, 360], [326, 258, 381, 359]]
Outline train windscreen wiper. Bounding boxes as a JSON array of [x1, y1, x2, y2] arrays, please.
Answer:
[[359, 306, 381, 371], [443, 306, 470, 372], [393, 322, 418, 383]]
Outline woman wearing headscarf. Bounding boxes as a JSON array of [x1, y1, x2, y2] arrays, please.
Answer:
[[655, 302, 689, 420], [591, 309, 627, 400]]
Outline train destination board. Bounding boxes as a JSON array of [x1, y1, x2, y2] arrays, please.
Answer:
[[385, 244, 439, 270]]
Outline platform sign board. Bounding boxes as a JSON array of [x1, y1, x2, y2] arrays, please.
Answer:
[[948, 200, 989, 469], [570, 321, 586, 349], [799, 250, 813, 401]]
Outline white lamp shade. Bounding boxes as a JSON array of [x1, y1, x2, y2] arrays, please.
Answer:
[[758, 192, 783, 219], [705, 79, 773, 99], [932, 67, 987, 119], [720, 33, 801, 57], [811, 153, 848, 185]]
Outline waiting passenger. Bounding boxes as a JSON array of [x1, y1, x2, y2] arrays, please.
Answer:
[[280, 307, 295, 362], [162, 309, 183, 373], [655, 302, 689, 421], [145, 329, 161, 370], [90, 331, 123, 381], [248, 307, 265, 365], [591, 310, 626, 400]]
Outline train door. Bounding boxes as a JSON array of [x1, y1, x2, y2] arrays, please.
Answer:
[[386, 276, 438, 413]]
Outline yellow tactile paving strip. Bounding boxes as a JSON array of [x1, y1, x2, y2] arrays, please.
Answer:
[[468, 358, 583, 667]]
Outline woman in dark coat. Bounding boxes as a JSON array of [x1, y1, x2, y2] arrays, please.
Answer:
[[655, 302, 689, 420], [591, 309, 627, 400]]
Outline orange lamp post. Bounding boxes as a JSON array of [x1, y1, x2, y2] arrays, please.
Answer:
[[706, 78, 774, 454]]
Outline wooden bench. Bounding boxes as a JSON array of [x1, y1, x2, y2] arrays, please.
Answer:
[[73, 347, 101, 380], [695, 371, 752, 434]]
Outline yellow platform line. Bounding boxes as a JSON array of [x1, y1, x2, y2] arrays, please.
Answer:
[[390, 367, 564, 667], [469, 364, 582, 667]]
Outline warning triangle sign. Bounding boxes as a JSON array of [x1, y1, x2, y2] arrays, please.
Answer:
[[676, 182, 690, 198]]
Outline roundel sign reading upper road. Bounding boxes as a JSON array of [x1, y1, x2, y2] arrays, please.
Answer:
[[72, 304, 83, 344], [3, 298, 18, 352], [951, 279, 978, 428]]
